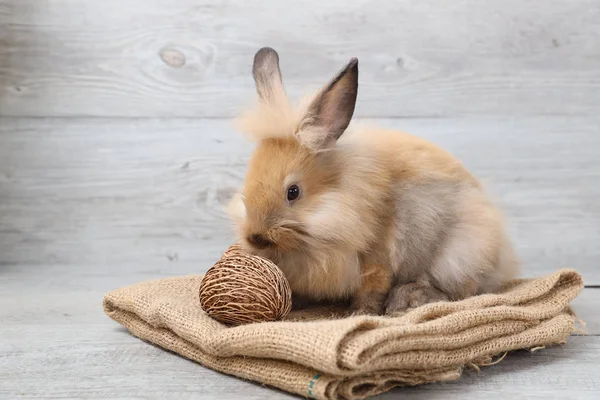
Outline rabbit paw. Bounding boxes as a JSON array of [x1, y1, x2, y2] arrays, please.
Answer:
[[384, 282, 448, 315], [350, 292, 386, 315]]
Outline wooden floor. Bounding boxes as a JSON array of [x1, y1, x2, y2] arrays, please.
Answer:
[[1, 116, 599, 399]]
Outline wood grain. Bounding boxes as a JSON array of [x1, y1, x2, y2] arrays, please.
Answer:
[[1, 0, 599, 117], [0, 265, 598, 398], [1, 116, 598, 285], [2, 2, 598, 397], [386, 336, 600, 399], [0, 294, 597, 398]]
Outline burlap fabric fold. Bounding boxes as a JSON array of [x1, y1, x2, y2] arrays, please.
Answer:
[[103, 268, 584, 400]]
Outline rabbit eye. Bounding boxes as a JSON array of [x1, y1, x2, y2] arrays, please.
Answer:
[[286, 184, 300, 202]]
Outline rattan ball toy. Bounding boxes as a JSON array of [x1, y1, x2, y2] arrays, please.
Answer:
[[199, 244, 292, 326]]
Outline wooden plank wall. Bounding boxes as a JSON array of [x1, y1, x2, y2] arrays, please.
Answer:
[[1, 0, 599, 117], [0, 1, 599, 282], [1, 116, 599, 287]]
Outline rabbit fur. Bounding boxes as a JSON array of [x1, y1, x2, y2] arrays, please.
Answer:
[[227, 47, 519, 315]]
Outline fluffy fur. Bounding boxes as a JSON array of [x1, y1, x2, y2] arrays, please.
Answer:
[[227, 47, 519, 315]]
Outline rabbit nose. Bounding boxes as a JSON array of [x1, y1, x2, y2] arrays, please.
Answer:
[[247, 233, 274, 249]]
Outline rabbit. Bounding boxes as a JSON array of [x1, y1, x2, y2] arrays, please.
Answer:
[[226, 47, 520, 315]]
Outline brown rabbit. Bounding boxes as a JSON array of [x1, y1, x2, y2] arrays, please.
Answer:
[[227, 47, 519, 315]]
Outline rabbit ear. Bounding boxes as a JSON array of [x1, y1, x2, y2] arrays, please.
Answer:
[[296, 58, 359, 150], [252, 47, 286, 104]]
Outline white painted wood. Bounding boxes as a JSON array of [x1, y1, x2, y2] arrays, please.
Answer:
[[384, 336, 600, 399], [0, 326, 297, 399], [0, 292, 597, 398], [1, 0, 599, 117], [0, 262, 598, 398], [1, 116, 598, 284]]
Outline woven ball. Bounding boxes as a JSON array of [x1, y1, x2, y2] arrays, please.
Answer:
[[199, 244, 292, 326]]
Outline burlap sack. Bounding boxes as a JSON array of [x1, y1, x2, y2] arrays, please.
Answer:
[[103, 268, 584, 400]]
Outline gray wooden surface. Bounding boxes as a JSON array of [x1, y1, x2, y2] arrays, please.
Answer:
[[2, 0, 600, 398], [1, 0, 599, 117], [1, 323, 598, 399]]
